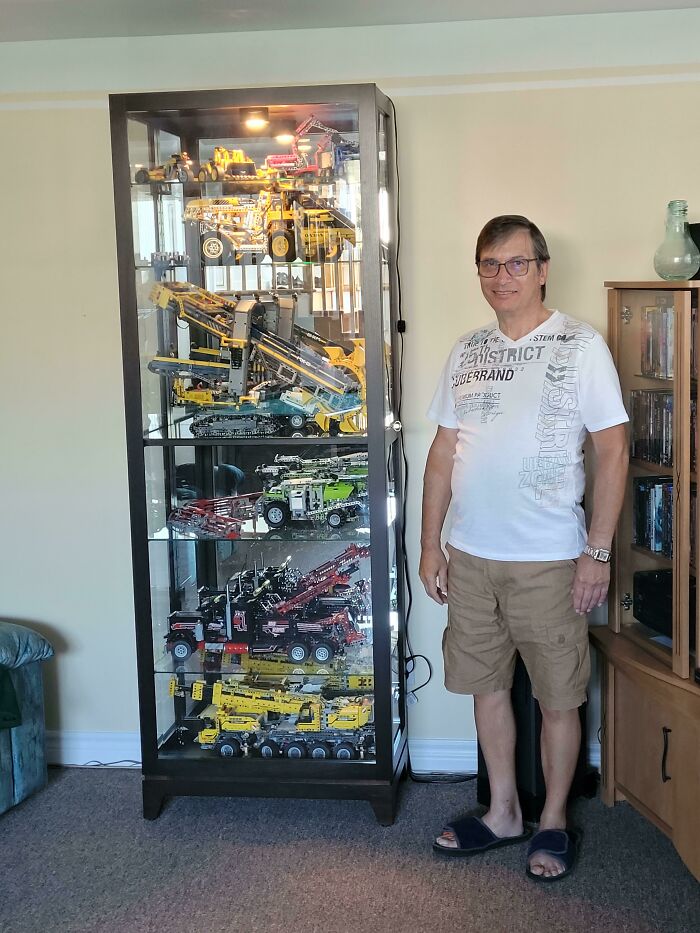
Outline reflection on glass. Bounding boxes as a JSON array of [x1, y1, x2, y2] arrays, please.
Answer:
[[127, 104, 367, 440], [150, 538, 375, 762], [145, 443, 370, 542], [617, 292, 680, 652]]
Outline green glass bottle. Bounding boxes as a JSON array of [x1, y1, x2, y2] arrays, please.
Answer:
[[654, 199, 700, 281]]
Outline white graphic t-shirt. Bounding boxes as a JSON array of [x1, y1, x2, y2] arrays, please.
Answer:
[[427, 310, 628, 561]]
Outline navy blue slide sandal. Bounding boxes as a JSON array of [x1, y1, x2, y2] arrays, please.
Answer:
[[433, 814, 531, 858], [525, 828, 579, 882]]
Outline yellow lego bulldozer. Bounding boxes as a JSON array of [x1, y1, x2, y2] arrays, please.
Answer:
[[198, 147, 258, 183]]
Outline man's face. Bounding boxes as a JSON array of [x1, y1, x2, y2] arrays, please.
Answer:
[[478, 230, 548, 315]]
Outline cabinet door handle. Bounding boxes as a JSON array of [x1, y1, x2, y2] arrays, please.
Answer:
[[661, 726, 672, 783]]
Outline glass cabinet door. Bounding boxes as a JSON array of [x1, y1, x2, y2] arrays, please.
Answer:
[[124, 102, 366, 442], [611, 287, 694, 678], [112, 88, 404, 780]]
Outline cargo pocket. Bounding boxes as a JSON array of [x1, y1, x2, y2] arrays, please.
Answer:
[[541, 618, 590, 704]]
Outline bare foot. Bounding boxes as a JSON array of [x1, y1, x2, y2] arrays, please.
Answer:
[[435, 808, 524, 849], [527, 820, 568, 878]]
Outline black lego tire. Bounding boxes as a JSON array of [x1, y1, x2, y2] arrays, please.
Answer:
[[287, 641, 310, 664], [268, 229, 296, 263], [217, 738, 242, 758], [264, 501, 290, 529], [312, 641, 334, 664], [170, 639, 192, 661], [284, 741, 307, 759]]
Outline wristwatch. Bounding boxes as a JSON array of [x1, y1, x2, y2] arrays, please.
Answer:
[[583, 544, 611, 563]]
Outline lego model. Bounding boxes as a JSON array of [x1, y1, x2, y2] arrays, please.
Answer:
[[167, 492, 262, 539], [184, 188, 355, 265], [147, 282, 366, 437], [265, 115, 360, 183], [257, 452, 368, 529], [238, 654, 374, 693], [167, 452, 368, 539], [171, 678, 375, 759], [134, 152, 195, 184], [165, 543, 370, 664], [197, 147, 258, 183]]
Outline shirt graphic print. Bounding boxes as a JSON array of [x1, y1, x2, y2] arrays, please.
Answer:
[[427, 311, 628, 561]]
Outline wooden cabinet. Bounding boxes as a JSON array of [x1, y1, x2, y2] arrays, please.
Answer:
[[598, 281, 700, 880], [592, 626, 700, 880], [614, 668, 676, 828], [605, 281, 699, 679]]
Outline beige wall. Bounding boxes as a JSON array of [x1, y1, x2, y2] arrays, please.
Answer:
[[2, 12, 700, 748]]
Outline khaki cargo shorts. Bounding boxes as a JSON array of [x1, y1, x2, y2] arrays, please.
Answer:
[[443, 545, 590, 710]]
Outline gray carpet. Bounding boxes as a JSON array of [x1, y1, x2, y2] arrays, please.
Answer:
[[1, 767, 698, 933]]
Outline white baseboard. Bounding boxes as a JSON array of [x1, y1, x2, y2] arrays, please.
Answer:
[[408, 739, 601, 773], [45, 732, 600, 773], [46, 731, 142, 767]]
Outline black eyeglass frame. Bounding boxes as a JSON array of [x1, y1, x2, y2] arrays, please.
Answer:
[[476, 257, 540, 278]]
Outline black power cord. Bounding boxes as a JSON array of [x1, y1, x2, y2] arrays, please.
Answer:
[[386, 95, 476, 785]]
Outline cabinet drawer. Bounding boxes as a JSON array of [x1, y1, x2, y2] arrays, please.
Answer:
[[614, 670, 676, 827]]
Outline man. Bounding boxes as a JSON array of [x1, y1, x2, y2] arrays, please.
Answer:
[[420, 215, 628, 881]]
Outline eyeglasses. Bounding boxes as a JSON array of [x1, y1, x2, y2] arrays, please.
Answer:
[[477, 257, 538, 278]]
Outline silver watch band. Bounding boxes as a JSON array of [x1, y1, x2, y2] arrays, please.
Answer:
[[583, 544, 611, 563]]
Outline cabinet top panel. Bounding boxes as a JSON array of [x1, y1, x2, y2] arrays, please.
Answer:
[[605, 281, 700, 290]]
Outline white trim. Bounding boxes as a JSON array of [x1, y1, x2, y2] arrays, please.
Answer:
[[408, 738, 601, 773], [0, 68, 699, 112], [46, 731, 142, 767], [408, 739, 479, 774], [0, 100, 108, 111], [45, 732, 599, 772], [386, 71, 700, 96]]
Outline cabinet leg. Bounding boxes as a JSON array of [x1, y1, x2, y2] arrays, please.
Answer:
[[142, 781, 166, 820], [369, 792, 397, 826]]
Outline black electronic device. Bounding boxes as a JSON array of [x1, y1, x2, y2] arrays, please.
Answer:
[[633, 569, 696, 651]]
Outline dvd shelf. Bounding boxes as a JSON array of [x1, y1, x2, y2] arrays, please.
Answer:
[[606, 282, 698, 678]]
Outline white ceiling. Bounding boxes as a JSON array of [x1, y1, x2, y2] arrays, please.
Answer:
[[1, 0, 699, 43]]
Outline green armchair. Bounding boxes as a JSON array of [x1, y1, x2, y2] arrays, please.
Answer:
[[0, 621, 54, 815]]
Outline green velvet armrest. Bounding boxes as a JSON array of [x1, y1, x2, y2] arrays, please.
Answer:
[[0, 621, 54, 669]]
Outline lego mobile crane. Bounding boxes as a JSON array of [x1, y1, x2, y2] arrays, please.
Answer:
[[170, 678, 375, 759], [147, 282, 366, 437], [165, 543, 370, 664]]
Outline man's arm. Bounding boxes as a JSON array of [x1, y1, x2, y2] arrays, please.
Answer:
[[573, 423, 629, 615], [419, 426, 458, 605]]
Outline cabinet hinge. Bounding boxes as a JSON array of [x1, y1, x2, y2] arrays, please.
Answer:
[[620, 592, 633, 610], [621, 306, 632, 324]]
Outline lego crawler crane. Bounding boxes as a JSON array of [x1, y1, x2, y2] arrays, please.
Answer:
[[147, 282, 366, 437], [165, 543, 370, 664]]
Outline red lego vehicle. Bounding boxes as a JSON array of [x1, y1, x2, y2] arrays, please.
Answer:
[[165, 544, 369, 664]]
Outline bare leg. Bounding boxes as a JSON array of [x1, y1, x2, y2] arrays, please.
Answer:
[[528, 705, 580, 878], [436, 689, 523, 848]]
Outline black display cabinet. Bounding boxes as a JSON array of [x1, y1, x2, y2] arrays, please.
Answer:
[[109, 84, 406, 823]]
